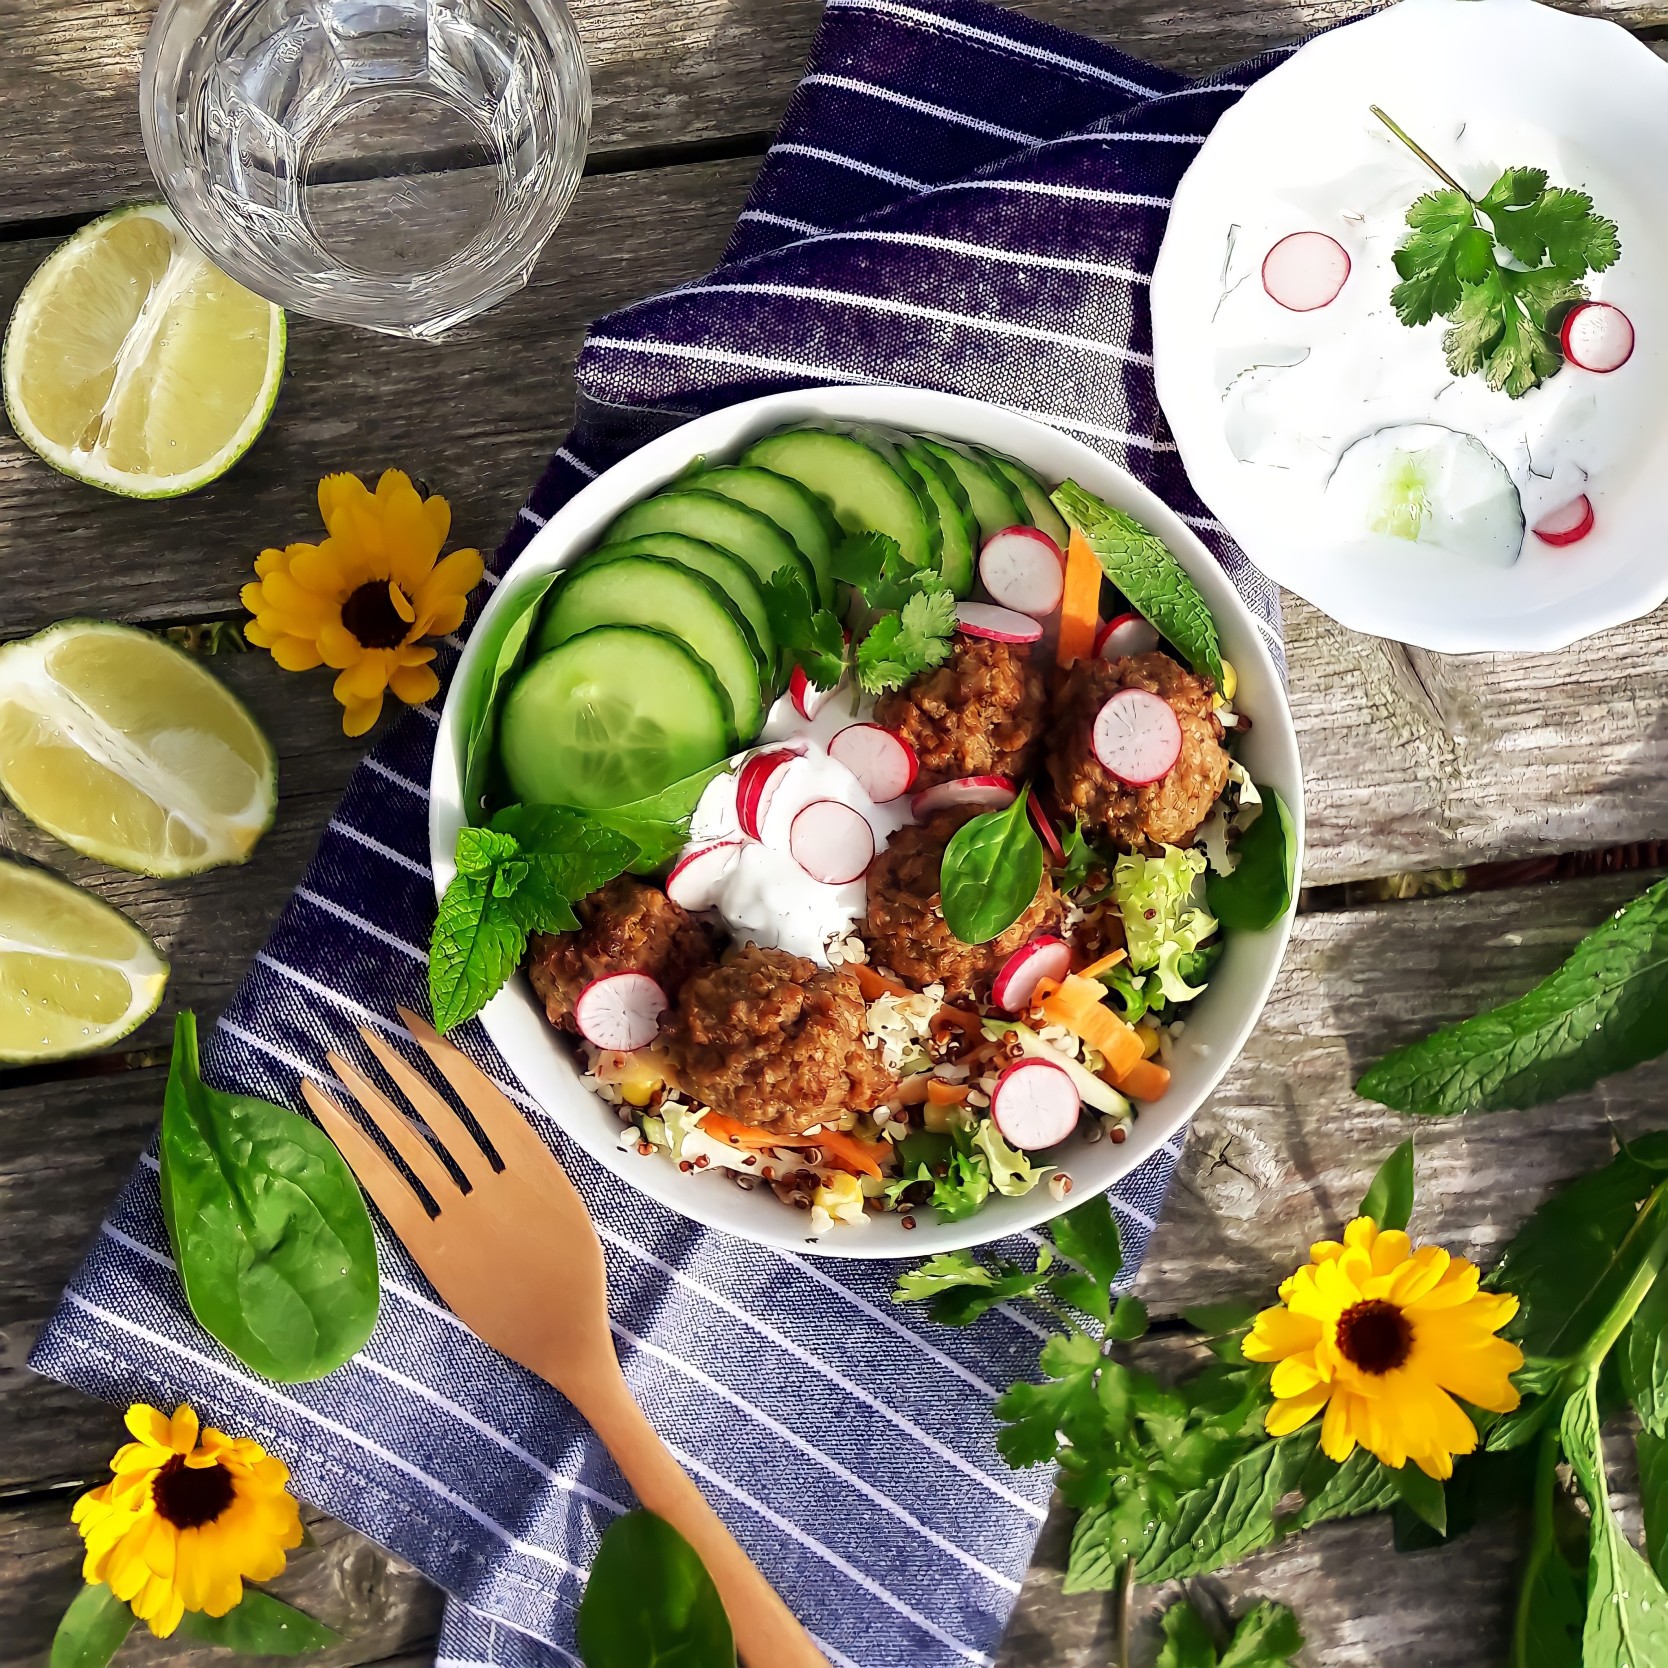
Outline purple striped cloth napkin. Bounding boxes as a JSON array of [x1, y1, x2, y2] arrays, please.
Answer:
[[33, 3, 1294, 1665]]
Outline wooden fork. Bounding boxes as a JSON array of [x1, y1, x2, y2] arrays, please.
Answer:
[[300, 1006, 829, 1668]]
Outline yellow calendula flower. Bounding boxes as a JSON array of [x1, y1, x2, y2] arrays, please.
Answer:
[[1244, 1216, 1524, 1479], [71, 1403, 303, 1638], [243, 470, 483, 737]]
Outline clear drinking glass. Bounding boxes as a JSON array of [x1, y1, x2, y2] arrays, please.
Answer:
[[140, 0, 590, 338]]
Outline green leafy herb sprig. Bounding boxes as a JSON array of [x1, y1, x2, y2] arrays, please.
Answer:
[[1156, 1597, 1304, 1668], [832, 531, 958, 694], [1375, 106, 1621, 398], [52, 1581, 340, 1668], [1356, 873, 1668, 1115], [157, 1011, 379, 1384]]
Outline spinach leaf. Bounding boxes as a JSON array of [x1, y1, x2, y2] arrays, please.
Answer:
[[178, 1589, 340, 1654], [1640, 1428, 1668, 1584], [458, 567, 562, 823], [1356, 875, 1668, 1115], [592, 761, 732, 870], [939, 791, 1043, 945], [1359, 1138, 1416, 1231], [50, 1584, 134, 1668], [1205, 788, 1296, 933], [158, 1012, 380, 1383], [576, 1510, 735, 1668], [1051, 481, 1224, 685]]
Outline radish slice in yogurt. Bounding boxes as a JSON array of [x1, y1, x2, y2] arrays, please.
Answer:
[[1532, 495, 1596, 548], [736, 749, 799, 839], [829, 724, 918, 802], [1561, 301, 1634, 372], [978, 527, 1064, 618], [1095, 611, 1160, 660], [789, 799, 875, 885], [992, 937, 1073, 1015], [665, 841, 742, 911], [910, 774, 1017, 819], [991, 1057, 1081, 1149], [789, 662, 845, 721], [1026, 791, 1066, 865], [574, 972, 668, 1051], [1093, 689, 1182, 785], [956, 601, 1045, 644], [1261, 232, 1351, 312]]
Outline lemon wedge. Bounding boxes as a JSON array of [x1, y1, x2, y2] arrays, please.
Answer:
[[0, 621, 277, 877], [2, 203, 284, 497], [0, 857, 168, 1062]]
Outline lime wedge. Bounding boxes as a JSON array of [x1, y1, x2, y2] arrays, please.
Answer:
[[0, 857, 168, 1062], [0, 621, 277, 877], [2, 203, 284, 498]]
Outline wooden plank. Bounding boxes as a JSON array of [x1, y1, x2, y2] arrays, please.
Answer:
[[0, 1491, 441, 1668]]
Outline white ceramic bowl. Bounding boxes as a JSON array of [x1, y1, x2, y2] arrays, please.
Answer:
[[1152, 0, 1668, 653], [431, 386, 1304, 1257]]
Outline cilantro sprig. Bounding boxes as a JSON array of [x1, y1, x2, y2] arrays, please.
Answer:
[[1376, 106, 1620, 397]]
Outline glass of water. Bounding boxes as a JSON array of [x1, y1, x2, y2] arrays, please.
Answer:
[[140, 0, 590, 338]]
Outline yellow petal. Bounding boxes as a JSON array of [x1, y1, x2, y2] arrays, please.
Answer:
[[253, 548, 286, 578], [318, 472, 371, 537], [1264, 1381, 1331, 1437], [390, 663, 440, 706], [336, 654, 390, 701], [341, 695, 382, 737], [168, 1406, 201, 1454], [1320, 1388, 1361, 1463], [420, 546, 485, 605], [418, 594, 468, 639], [317, 621, 364, 670], [244, 618, 277, 649], [1244, 1304, 1324, 1363], [422, 490, 452, 550], [271, 635, 325, 672], [389, 581, 416, 624], [1270, 1352, 1326, 1398], [125, 1404, 172, 1449], [1368, 1229, 1413, 1276]]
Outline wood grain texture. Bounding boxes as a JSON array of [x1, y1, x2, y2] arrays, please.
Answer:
[[0, 1492, 441, 1668]]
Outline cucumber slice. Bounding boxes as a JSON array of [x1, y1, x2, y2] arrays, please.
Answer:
[[605, 489, 817, 604], [977, 448, 1071, 547], [690, 466, 839, 606], [536, 557, 765, 740], [741, 427, 935, 573], [579, 534, 777, 673], [917, 438, 1026, 544], [499, 626, 733, 812], [844, 425, 942, 572], [897, 439, 976, 596]]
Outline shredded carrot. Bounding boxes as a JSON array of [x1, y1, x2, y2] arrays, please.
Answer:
[[853, 965, 910, 1002], [695, 1111, 888, 1178], [695, 1111, 803, 1151], [1075, 947, 1128, 982], [816, 1129, 889, 1178], [926, 1078, 969, 1107], [1113, 1058, 1171, 1102], [1056, 528, 1101, 667], [896, 1074, 933, 1105], [1037, 972, 1144, 1078]]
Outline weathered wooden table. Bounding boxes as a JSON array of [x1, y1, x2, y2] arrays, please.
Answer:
[[3, 1, 1667, 1662]]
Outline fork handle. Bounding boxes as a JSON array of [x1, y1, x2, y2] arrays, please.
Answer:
[[570, 1367, 832, 1668]]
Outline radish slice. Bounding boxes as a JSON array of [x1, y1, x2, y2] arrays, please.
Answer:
[[910, 774, 1017, 819], [1561, 301, 1634, 373], [1262, 232, 1351, 312], [790, 663, 845, 721], [979, 526, 1065, 619], [1532, 495, 1596, 548], [574, 972, 668, 1052], [736, 749, 798, 839], [665, 841, 742, 911], [789, 800, 875, 885], [1094, 611, 1160, 660], [991, 1058, 1081, 1150], [992, 937, 1073, 1015], [829, 724, 918, 802], [1092, 689, 1183, 786], [955, 601, 1045, 644], [1026, 791, 1066, 866]]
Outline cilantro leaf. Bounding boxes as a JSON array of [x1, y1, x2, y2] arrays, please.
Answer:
[[893, 1246, 1053, 1325], [762, 566, 846, 690], [832, 530, 929, 613], [995, 1330, 1105, 1466], [855, 586, 956, 694], [1480, 169, 1620, 276], [1390, 187, 1478, 323]]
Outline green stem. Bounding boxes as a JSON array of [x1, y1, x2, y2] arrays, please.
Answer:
[[1574, 1193, 1668, 1372], [1369, 105, 1473, 200], [1116, 1557, 1134, 1668], [1509, 1430, 1567, 1668]]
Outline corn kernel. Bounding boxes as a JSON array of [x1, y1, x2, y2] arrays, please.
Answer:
[[1221, 659, 1238, 702], [1136, 1021, 1162, 1060], [614, 1055, 665, 1106]]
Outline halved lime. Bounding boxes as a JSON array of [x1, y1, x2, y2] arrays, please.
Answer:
[[0, 857, 168, 1062], [2, 203, 285, 497], [0, 621, 278, 877]]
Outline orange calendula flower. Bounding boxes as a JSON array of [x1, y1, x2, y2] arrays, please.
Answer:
[[243, 470, 483, 736], [71, 1403, 303, 1637], [1244, 1216, 1524, 1479]]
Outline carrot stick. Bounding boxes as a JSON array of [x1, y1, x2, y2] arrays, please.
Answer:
[[1112, 1058, 1171, 1102], [926, 1078, 969, 1106], [853, 962, 983, 1033], [1056, 528, 1101, 667], [1038, 973, 1144, 1078], [1075, 947, 1128, 981], [816, 1129, 889, 1178]]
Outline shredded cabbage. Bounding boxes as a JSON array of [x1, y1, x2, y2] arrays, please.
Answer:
[[972, 1119, 1050, 1197], [1113, 846, 1219, 1004]]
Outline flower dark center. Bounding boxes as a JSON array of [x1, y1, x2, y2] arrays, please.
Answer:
[[341, 581, 409, 650], [151, 1454, 237, 1529], [1335, 1298, 1413, 1375]]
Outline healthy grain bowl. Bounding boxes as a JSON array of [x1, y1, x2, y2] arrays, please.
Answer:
[[430, 386, 1303, 1257]]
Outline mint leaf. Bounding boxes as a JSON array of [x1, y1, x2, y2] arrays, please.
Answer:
[[855, 586, 956, 694], [1640, 1428, 1668, 1584], [762, 567, 846, 689], [1156, 1600, 1218, 1668], [50, 1584, 135, 1668], [1359, 1137, 1416, 1231], [178, 1590, 341, 1655], [491, 804, 638, 932], [1219, 1602, 1304, 1668], [1051, 481, 1224, 685], [1356, 876, 1668, 1115], [430, 871, 526, 1034], [1622, 1262, 1668, 1438]]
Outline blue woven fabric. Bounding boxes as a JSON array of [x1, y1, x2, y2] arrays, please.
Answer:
[[32, 5, 1293, 1665]]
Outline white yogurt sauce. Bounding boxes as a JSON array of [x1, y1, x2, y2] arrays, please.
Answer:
[[683, 686, 916, 965]]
